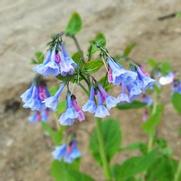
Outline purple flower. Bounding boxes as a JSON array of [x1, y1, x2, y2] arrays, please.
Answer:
[[95, 91, 110, 118], [59, 44, 77, 76], [141, 95, 153, 106], [172, 80, 181, 94], [21, 83, 50, 111], [98, 84, 119, 110], [58, 94, 78, 126], [28, 109, 49, 123], [82, 86, 97, 113], [117, 83, 130, 103], [107, 58, 137, 85], [33, 49, 60, 77], [52, 140, 81, 163], [159, 72, 175, 86], [72, 95, 85, 122], [136, 66, 155, 91], [127, 81, 142, 100], [44, 84, 65, 111]]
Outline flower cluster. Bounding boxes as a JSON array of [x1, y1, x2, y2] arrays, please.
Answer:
[[52, 139, 81, 163], [21, 79, 50, 122], [20, 36, 156, 164]]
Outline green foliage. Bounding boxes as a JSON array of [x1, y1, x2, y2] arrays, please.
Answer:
[[146, 156, 177, 181], [142, 104, 164, 135], [172, 93, 181, 114], [88, 33, 106, 56], [117, 101, 146, 110], [65, 12, 82, 36], [123, 43, 136, 57], [121, 142, 147, 154], [31, 51, 44, 64], [56, 100, 66, 115], [41, 122, 64, 145], [83, 59, 103, 73], [113, 150, 159, 180], [51, 160, 94, 181], [89, 119, 121, 164], [148, 59, 172, 76]]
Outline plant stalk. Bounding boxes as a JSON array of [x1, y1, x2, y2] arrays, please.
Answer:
[[174, 158, 181, 181], [95, 118, 112, 181]]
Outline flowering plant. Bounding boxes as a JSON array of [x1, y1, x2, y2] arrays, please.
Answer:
[[21, 12, 181, 181]]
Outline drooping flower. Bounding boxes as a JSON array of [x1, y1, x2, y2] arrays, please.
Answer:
[[117, 83, 130, 103], [33, 43, 77, 77], [135, 66, 155, 91], [21, 82, 50, 111], [33, 49, 60, 77], [126, 81, 142, 101], [98, 84, 119, 110], [72, 95, 85, 122], [28, 109, 49, 123], [58, 93, 78, 126], [107, 58, 137, 86], [52, 140, 81, 163], [172, 80, 181, 94], [44, 83, 65, 111], [82, 86, 97, 114], [59, 44, 77, 76], [141, 94, 153, 106], [159, 72, 175, 86], [95, 91, 110, 118]]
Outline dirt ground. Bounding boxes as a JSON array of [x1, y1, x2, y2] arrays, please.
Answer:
[[0, 0, 181, 180]]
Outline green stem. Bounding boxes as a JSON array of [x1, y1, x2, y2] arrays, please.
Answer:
[[70, 35, 85, 62], [95, 118, 112, 181], [174, 158, 181, 181]]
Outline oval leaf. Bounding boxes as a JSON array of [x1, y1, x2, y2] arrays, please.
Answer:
[[65, 12, 82, 36]]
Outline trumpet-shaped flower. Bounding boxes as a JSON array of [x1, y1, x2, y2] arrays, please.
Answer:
[[59, 44, 77, 76], [107, 58, 137, 85], [72, 95, 85, 122], [28, 109, 49, 123], [82, 86, 97, 113], [21, 83, 49, 111], [98, 84, 119, 110], [33, 49, 60, 77], [95, 91, 110, 118], [59, 94, 78, 126], [52, 140, 81, 163], [117, 83, 130, 103], [44, 84, 65, 111], [136, 66, 155, 91], [172, 80, 181, 94], [159, 72, 175, 86]]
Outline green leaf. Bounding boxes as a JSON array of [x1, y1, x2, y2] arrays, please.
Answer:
[[142, 104, 164, 135], [89, 119, 121, 164], [56, 100, 66, 115], [172, 93, 181, 114], [98, 75, 112, 91], [65, 12, 82, 36], [159, 62, 172, 75], [113, 150, 159, 180], [49, 86, 59, 96], [41, 122, 63, 145], [117, 101, 146, 110], [51, 160, 94, 181], [121, 142, 147, 154], [176, 12, 181, 18], [146, 156, 177, 181], [72, 52, 83, 67], [88, 33, 106, 56], [83, 59, 103, 73], [123, 43, 136, 57], [31, 51, 44, 64]]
